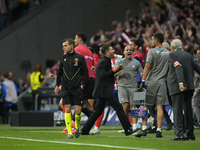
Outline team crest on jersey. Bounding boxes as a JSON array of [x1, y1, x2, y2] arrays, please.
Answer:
[[121, 97, 124, 101], [173, 61, 181, 68], [64, 59, 66, 61], [132, 64, 135, 68]]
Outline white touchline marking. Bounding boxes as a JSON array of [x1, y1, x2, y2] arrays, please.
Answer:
[[0, 136, 157, 150]]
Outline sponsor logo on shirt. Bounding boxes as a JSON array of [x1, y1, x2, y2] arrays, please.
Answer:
[[84, 55, 93, 60], [156, 51, 169, 55]]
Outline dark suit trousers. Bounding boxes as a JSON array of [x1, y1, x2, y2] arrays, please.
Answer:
[[171, 90, 194, 137], [81, 95, 131, 133]]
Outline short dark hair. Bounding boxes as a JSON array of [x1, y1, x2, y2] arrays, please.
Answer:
[[131, 38, 144, 49], [153, 33, 164, 44], [2, 71, 9, 78], [76, 32, 87, 43], [62, 38, 75, 48], [94, 35, 100, 41], [101, 44, 110, 55], [91, 44, 100, 54]]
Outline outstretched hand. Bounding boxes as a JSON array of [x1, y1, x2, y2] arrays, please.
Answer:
[[49, 73, 56, 79]]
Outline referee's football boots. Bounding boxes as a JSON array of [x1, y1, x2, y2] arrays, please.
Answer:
[[75, 128, 80, 138], [66, 134, 73, 139]]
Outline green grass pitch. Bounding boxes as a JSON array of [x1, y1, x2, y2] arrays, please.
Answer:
[[0, 125, 200, 150]]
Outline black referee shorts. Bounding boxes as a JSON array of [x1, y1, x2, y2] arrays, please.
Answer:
[[62, 87, 83, 106]]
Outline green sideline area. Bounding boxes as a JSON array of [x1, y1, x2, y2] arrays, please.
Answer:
[[0, 125, 199, 150]]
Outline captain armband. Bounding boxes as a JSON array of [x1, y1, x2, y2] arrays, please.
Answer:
[[173, 61, 182, 68]]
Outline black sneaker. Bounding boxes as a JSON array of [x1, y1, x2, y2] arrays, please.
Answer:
[[185, 133, 195, 141], [146, 126, 152, 131], [80, 130, 90, 135], [156, 131, 163, 138], [75, 128, 80, 138], [166, 122, 173, 131], [135, 130, 147, 137], [147, 127, 157, 133], [125, 127, 138, 136], [194, 123, 200, 128]]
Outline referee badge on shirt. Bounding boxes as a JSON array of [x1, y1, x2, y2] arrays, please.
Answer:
[[173, 61, 181, 68], [74, 58, 79, 66], [132, 64, 135, 68]]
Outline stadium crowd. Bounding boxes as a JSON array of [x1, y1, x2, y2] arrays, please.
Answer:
[[0, 0, 200, 141], [0, 0, 47, 31]]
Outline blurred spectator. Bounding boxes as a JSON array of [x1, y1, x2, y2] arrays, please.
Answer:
[[11, 0, 30, 22], [89, 44, 101, 67], [162, 42, 170, 51], [130, 38, 144, 66], [162, 0, 179, 26], [192, 48, 200, 128], [1, 0, 46, 31], [0, 0, 10, 31], [51, 60, 60, 76], [1, 71, 19, 124], [18, 72, 33, 111], [89, 29, 105, 46], [30, 63, 44, 110], [18, 72, 31, 92], [8, 71, 20, 93], [43, 68, 55, 88], [0, 72, 6, 124], [88, 0, 200, 60]]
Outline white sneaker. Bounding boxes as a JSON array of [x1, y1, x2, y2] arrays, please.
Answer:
[[131, 128, 140, 135], [132, 131, 138, 135], [66, 134, 73, 139], [90, 129, 100, 134], [118, 129, 125, 133]]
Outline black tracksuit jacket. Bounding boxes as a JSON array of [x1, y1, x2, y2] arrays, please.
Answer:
[[56, 51, 88, 89]]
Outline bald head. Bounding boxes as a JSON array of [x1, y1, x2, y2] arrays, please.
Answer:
[[124, 46, 133, 60]]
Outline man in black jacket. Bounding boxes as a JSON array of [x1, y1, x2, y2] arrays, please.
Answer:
[[80, 44, 136, 136], [54, 38, 88, 139], [167, 39, 200, 141]]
